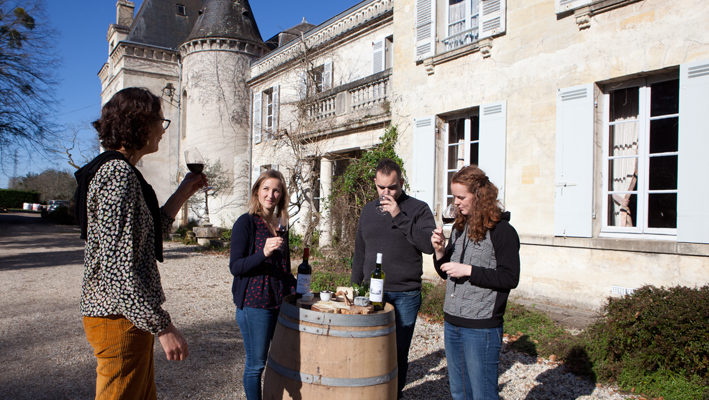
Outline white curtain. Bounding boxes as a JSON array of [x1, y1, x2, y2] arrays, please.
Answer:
[[609, 119, 638, 226]]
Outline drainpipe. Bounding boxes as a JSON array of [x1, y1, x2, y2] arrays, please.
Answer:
[[176, 57, 183, 183]]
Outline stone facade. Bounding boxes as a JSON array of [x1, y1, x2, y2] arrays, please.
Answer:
[[100, 0, 709, 309]]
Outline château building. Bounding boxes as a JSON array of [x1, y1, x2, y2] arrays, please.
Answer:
[[100, 0, 708, 310]]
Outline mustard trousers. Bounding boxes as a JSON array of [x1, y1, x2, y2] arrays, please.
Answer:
[[83, 316, 157, 400]]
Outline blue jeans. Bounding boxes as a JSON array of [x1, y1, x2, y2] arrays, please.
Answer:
[[444, 322, 502, 400], [384, 290, 421, 397], [236, 307, 279, 400]]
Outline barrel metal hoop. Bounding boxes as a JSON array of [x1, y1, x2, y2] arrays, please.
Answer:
[[277, 315, 395, 337], [267, 355, 398, 387], [280, 302, 395, 326]]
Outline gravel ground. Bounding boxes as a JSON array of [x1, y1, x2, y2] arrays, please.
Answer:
[[0, 213, 638, 399]]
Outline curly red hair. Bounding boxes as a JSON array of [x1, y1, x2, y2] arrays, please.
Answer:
[[451, 165, 502, 242]]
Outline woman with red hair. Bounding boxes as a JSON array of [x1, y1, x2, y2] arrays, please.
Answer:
[[431, 165, 520, 400]]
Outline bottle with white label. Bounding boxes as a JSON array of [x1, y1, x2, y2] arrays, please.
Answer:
[[296, 247, 312, 298], [369, 252, 385, 311]]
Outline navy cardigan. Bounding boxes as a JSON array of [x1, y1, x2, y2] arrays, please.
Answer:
[[229, 213, 295, 308]]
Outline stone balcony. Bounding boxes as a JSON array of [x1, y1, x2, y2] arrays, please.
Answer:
[[300, 69, 391, 137]]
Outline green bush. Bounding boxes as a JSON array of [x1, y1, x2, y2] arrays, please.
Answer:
[[220, 229, 231, 241], [0, 189, 39, 208], [583, 285, 709, 393], [310, 270, 350, 293], [420, 281, 446, 322]]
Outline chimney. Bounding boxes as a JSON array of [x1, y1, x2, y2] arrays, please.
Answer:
[[116, 0, 135, 27]]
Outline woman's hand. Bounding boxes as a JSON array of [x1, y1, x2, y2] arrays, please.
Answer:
[[440, 262, 472, 279], [178, 172, 208, 198], [163, 172, 208, 218], [263, 236, 284, 257], [158, 324, 189, 361], [431, 227, 446, 260]]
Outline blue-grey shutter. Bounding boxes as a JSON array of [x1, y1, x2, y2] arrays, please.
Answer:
[[415, 0, 436, 61], [373, 39, 385, 74], [677, 59, 709, 243], [272, 84, 280, 134], [554, 84, 594, 237], [322, 61, 333, 91], [478, 101, 507, 201], [252, 91, 262, 144], [479, 0, 506, 39], [411, 117, 436, 210]]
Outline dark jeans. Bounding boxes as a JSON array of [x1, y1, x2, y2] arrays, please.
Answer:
[[235, 307, 279, 400], [384, 289, 422, 397], [444, 322, 503, 400]]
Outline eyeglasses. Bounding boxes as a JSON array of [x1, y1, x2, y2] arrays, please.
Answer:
[[161, 119, 171, 130]]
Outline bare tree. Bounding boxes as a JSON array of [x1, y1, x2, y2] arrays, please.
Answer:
[[0, 0, 59, 162], [10, 168, 76, 201], [186, 158, 234, 225]]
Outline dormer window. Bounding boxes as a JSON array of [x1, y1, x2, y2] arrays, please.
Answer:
[[176, 4, 186, 16]]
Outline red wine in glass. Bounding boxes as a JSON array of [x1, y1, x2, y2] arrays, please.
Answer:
[[187, 163, 204, 174], [442, 203, 457, 224], [184, 147, 205, 174]]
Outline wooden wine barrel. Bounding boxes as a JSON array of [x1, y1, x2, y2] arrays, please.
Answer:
[[263, 296, 397, 400]]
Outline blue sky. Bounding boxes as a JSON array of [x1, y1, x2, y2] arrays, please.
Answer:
[[1, 0, 362, 188]]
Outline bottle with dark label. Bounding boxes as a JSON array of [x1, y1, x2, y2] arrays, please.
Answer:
[[296, 247, 312, 298], [369, 252, 385, 311]]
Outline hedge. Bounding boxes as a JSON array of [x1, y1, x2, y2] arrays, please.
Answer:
[[0, 189, 40, 208]]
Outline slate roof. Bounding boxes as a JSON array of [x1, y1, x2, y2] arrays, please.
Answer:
[[126, 0, 203, 49], [185, 0, 264, 44]]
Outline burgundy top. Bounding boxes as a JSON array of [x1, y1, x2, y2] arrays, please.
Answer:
[[243, 215, 293, 308]]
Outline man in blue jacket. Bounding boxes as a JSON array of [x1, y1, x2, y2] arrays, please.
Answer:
[[351, 158, 436, 398]]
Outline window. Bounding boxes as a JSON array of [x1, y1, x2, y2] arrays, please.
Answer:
[[263, 88, 274, 138], [444, 0, 480, 51], [302, 62, 332, 97], [603, 77, 679, 234], [444, 113, 480, 204], [373, 36, 395, 73], [176, 4, 186, 16], [252, 85, 279, 144]]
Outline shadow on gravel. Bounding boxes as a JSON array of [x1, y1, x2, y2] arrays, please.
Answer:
[[404, 349, 450, 399], [0, 249, 85, 271], [0, 318, 247, 400], [524, 366, 596, 400]]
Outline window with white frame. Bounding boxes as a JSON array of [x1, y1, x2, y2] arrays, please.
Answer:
[[444, 113, 480, 205], [603, 76, 679, 234], [445, 0, 480, 51], [263, 87, 274, 138]]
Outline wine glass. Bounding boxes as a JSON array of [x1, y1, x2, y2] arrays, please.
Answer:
[[377, 194, 388, 215], [184, 147, 205, 174], [441, 203, 457, 239], [275, 214, 288, 251]]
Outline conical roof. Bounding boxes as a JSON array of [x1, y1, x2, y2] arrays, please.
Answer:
[[126, 0, 202, 49], [186, 0, 264, 43]]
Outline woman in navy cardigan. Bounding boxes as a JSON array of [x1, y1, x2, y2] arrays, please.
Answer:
[[229, 169, 296, 400]]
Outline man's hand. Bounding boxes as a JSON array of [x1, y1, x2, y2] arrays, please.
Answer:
[[158, 324, 189, 361], [379, 194, 400, 217]]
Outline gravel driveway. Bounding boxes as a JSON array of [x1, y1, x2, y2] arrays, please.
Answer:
[[0, 213, 636, 399]]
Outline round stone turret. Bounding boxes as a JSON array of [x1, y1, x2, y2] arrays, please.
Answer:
[[178, 0, 267, 226]]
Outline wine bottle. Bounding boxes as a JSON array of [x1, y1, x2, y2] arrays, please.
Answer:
[[296, 247, 312, 298], [369, 252, 385, 311]]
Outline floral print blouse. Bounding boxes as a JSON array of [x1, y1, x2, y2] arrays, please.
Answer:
[[80, 159, 174, 334]]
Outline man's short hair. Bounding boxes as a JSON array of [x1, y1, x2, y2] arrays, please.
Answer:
[[376, 158, 402, 180]]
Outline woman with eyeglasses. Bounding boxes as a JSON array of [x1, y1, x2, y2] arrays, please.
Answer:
[[74, 87, 207, 399]]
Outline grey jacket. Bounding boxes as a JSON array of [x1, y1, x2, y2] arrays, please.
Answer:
[[434, 212, 520, 329]]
